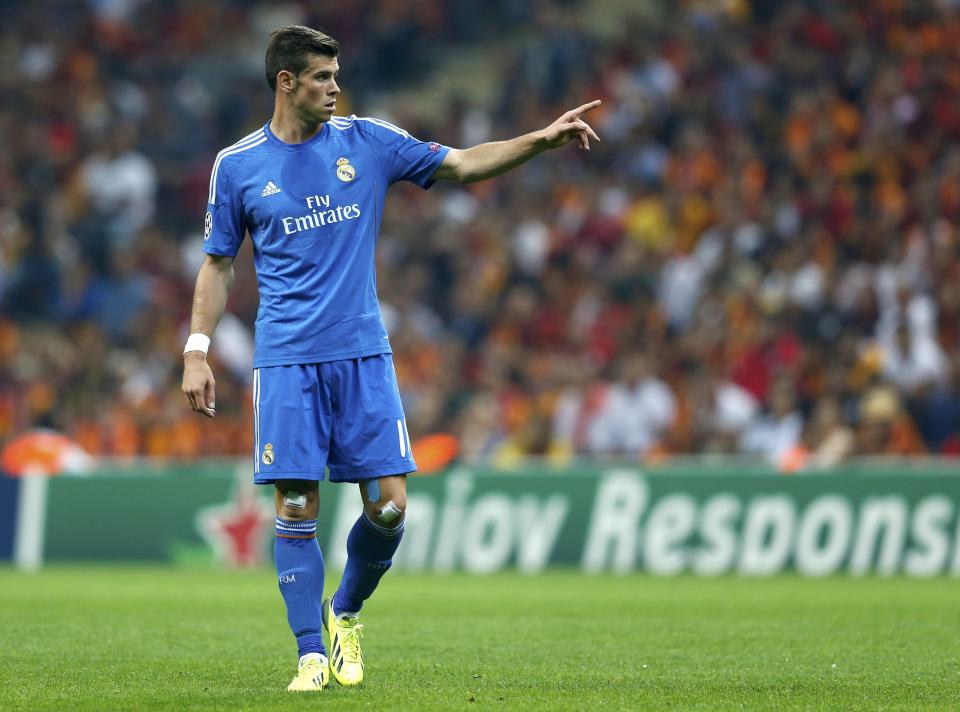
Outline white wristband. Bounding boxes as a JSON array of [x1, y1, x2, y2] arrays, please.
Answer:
[[183, 333, 211, 355]]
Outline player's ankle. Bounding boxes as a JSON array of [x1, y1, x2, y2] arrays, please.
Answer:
[[332, 591, 361, 618]]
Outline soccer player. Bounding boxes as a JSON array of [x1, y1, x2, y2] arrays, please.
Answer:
[[181, 25, 600, 692]]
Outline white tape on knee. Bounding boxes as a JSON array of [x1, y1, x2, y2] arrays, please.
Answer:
[[378, 501, 402, 524], [283, 493, 307, 509]]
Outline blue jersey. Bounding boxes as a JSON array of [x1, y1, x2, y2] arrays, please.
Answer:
[[202, 116, 450, 367]]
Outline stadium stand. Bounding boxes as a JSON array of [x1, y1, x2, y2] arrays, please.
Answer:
[[2, 0, 960, 469]]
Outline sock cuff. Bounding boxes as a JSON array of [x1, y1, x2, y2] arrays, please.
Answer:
[[296, 633, 326, 658], [360, 511, 404, 540], [276, 517, 317, 539]]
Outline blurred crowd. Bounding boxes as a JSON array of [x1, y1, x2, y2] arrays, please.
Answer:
[[4, 0, 960, 471]]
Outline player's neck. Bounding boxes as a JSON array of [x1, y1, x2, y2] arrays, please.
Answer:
[[269, 106, 325, 145]]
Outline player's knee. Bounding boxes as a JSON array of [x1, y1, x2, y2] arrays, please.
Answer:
[[275, 482, 319, 520], [388, 492, 407, 514], [367, 493, 406, 527]]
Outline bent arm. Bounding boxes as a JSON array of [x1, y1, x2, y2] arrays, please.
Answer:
[[432, 99, 602, 184]]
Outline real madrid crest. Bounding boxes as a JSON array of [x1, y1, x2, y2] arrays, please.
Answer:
[[262, 442, 274, 465], [336, 157, 356, 182]]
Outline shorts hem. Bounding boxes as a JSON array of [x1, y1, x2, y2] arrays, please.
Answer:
[[328, 462, 417, 483], [253, 471, 327, 485]]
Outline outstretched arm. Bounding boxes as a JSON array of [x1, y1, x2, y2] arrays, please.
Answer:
[[432, 100, 602, 184], [182, 253, 235, 418]]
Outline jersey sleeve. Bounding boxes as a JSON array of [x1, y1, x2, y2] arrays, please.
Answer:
[[201, 157, 245, 257], [363, 117, 450, 189]]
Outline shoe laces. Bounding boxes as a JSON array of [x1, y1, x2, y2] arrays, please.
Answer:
[[338, 618, 364, 663], [299, 657, 324, 673]]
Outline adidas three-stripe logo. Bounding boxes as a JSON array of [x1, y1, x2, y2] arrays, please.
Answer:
[[261, 181, 281, 197]]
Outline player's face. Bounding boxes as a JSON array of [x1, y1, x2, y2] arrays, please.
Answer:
[[292, 54, 340, 123]]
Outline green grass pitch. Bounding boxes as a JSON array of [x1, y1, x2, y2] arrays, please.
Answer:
[[0, 568, 958, 710]]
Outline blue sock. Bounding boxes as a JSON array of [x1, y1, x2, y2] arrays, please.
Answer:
[[274, 517, 326, 657], [333, 512, 404, 616]]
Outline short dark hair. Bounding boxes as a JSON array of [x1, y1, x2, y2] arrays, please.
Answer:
[[265, 25, 340, 93]]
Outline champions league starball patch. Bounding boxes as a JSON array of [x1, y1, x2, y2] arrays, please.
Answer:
[[336, 157, 356, 182], [204, 211, 213, 239]]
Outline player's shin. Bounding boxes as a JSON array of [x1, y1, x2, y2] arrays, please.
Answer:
[[332, 511, 404, 616], [275, 518, 326, 657]]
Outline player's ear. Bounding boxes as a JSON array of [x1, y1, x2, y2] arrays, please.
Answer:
[[276, 69, 297, 95]]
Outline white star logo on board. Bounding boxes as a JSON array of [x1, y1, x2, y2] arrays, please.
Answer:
[[195, 466, 274, 567]]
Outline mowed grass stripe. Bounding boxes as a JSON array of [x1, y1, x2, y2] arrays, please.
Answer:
[[0, 568, 957, 710]]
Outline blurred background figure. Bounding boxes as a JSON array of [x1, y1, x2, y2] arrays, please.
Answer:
[[3, 0, 960, 469]]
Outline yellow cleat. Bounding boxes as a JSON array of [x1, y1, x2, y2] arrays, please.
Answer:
[[322, 597, 364, 685], [286, 653, 329, 692]]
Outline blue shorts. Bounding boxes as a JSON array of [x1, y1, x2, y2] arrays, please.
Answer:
[[251, 354, 416, 484]]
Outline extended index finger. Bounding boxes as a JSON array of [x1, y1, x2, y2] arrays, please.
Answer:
[[568, 99, 602, 119]]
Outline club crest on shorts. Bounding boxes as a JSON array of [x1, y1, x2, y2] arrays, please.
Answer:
[[204, 211, 213, 239], [336, 157, 356, 182], [261, 442, 274, 465]]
